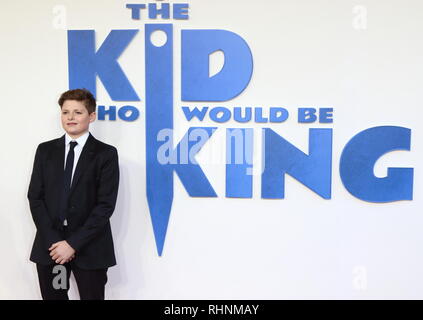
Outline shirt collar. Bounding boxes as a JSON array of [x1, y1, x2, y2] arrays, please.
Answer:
[[65, 131, 90, 149]]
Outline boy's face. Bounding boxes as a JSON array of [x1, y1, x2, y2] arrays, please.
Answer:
[[61, 100, 96, 139]]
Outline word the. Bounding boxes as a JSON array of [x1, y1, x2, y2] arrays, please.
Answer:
[[126, 3, 189, 20]]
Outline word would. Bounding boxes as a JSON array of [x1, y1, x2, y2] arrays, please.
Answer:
[[182, 106, 334, 123]]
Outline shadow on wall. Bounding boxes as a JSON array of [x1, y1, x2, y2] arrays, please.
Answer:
[[91, 114, 149, 298], [107, 157, 148, 299]]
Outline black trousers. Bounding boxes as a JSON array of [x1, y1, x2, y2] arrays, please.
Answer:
[[36, 262, 108, 300]]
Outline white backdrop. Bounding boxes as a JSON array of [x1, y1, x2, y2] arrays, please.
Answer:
[[0, 0, 422, 299]]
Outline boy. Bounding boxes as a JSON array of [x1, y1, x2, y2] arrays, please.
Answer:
[[27, 88, 119, 300]]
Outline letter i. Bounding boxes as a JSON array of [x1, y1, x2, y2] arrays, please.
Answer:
[[145, 24, 174, 256]]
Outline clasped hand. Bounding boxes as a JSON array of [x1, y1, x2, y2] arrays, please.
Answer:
[[49, 240, 76, 264]]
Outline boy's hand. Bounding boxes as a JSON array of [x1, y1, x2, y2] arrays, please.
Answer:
[[49, 241, 76, 264]]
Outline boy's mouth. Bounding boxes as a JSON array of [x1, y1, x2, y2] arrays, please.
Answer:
[[67, 123, 77, 126]]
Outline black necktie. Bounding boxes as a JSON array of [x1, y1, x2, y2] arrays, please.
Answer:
[[59, 141, 78, 223]]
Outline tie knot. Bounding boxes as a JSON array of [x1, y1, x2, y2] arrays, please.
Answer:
[[69, 141, 78, 150]]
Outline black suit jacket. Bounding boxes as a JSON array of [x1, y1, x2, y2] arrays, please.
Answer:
[[28, 133, 119, 270]]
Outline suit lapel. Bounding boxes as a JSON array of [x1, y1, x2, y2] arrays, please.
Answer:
[[69, 133, 97, 195], [52, 135, 66, 187]]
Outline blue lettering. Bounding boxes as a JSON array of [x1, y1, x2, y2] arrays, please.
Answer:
[[125, 4, 146, 20], [340, 126, 413, 202], [234, 107, 252, 123], [182, 30, 253, 101], [262, 128, 333, 199], [182, 106, 209, 121], [68, 30, 140, 101], [209, 107, 231, 123], [270, 107, 289, 123], [173, 3, 189, 20], [298, 108, 317, 123], [226, 128, 253, 198], [255, 108, 268, 123], [118, 105, 139, 121], [319, 108, 333, 123], [97, 105, 116, 121], [148, 3, 170, 19]]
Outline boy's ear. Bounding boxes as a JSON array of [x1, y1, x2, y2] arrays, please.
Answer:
[[89, 112, 96, 123]]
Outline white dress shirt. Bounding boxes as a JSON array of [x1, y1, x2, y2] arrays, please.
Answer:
[[64, 131, 90, 184], [63, 131, 90, 225]]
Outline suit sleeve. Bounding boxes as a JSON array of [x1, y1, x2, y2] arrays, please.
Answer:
[[27, 145, 63, 249], [66, 147, 120, 252]]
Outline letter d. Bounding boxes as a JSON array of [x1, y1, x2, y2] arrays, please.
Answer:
[[182, 30, 253, 101]]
